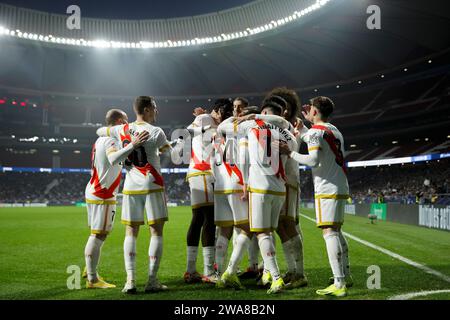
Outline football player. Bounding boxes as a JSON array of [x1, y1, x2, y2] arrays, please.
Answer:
[[277, 96, 352, 297], [84, 109, 148, 289]]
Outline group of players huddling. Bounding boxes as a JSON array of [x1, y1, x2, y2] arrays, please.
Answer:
[[83, 89, 352, 297]]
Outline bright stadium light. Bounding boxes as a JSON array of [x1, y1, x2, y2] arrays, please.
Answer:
[[0, 0, 335, 49]]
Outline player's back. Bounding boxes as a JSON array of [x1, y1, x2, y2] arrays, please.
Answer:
[[188, 114, 217, 178], [85, 136, 122, 203], [247, 120, 297, 194], [213, 124, 244, 192], [307, 123, 349, 195], [110, 121, 169, 194]]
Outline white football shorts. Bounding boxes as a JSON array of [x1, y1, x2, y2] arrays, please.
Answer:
[[121, 191, 168, 226], [87, 203, 116, 235], [188, 174, 214, 209], [214, 193, 248, 227], [249, 192, 284, 232]]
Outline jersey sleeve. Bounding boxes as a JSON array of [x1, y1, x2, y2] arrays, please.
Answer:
[[105, 137, 134, 166], [104, 137, 119, 155], [108, 125, 125, 142], [192, 114, 215, 128], [304, 128, 323, 152], [155, 127, 171, 152]]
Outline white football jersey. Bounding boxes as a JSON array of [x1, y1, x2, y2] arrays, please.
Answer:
[[303, 123, 349, 195], [244, 119, 297, 194], [187, 114, 217, 179], [212, 126, 244, 193], [108, 122, 170, 194], [85, 137, 122, 203]]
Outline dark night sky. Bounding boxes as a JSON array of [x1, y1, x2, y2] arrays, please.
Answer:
[[0, 0, 255, 19]]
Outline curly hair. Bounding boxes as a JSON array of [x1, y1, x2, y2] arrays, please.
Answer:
[[263, 87, 301, 123]]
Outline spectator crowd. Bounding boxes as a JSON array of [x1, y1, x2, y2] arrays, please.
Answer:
[[1, 159, 449, 206]]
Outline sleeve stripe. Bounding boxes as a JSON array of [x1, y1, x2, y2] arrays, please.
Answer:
[[106, 148, 118, 155], [308, 146, 321, 151], [159, 144, 171, 152], [106, 127, 110, 137]]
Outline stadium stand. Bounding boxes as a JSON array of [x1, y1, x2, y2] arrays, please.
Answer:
[[1, 158, 449, 206]]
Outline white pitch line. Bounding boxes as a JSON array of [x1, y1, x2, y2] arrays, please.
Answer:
[[299, 213, 450, 283], [388, 289, 450, 300]]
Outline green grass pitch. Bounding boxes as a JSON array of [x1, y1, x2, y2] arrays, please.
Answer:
[[0, 206, 449, 300]]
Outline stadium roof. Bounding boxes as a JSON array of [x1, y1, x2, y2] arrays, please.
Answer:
[[0, 0, 449, 97]]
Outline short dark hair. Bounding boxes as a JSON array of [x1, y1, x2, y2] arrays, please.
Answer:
[[310, 96, 334, 119], [260, 95, 286, 116], [212, 98, 234, 121], [234, 97, 249, 107], [241, 105, 260, 116], [265, 87, 301, 122], [133, 96, 155, 115], [105, 109, 126, 126]]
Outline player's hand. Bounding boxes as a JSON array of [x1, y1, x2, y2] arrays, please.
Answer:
[[236, 114, 256, 124], [294, 117, 304, 130], [301, 104, 313, 123], [131, 131, 149, 148], [193, 107, 207, 116], [240, 185, 249, 201], [273, 141, 291, 155]]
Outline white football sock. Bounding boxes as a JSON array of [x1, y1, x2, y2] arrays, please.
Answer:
[[248, 236, 259, 271], [232, 227, 240, 247], [338, 231, 350, 277], [203, 246, 215, 276], [324, 231, 345, 288], [282, 239, 296, 274], [84, 235, 104, 282], [123, 235, 137, 282], [215, 235, 229, 275], [291, 234, 305, 276], [148, 236, 163, 280], [186, 246, 198, 273], [258, 235, 281, 280], [226, 233, 250, 274]]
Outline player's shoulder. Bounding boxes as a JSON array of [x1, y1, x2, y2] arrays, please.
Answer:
[[194, 114, 216, 126], [95, 136, 117, 150], [130, 121, 150, 130], [195, 113, 212, 121], [327, 123, 343, 135]]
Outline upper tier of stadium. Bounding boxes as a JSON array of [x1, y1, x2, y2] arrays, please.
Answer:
[[0, 0, 334, 49], [1, 0, 450, 98]]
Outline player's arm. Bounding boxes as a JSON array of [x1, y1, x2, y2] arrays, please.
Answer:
[[238, 136, 250, 200], [155, 128, 173, 154], [187, 114, 215, 134], [106, 131, 149, 166], [217, 118, 254, 137], [169, 136, 186, 164], [277, 129, 321, 167], [255, 114, 292, 130], [96, 125, 123, 141]]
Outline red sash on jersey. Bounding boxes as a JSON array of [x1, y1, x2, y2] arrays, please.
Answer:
[[253, 119, 287, 181], [212, 136, 244, 185], [89, 144, 122, 199], [118, 123, 164, 186], [191, 149, 211, 171], [135, 163, 164, 187], [311, 124, 347, 175], [119, 123, 131, 147]]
